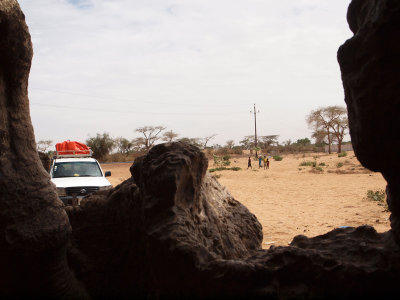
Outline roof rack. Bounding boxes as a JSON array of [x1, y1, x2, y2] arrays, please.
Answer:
[[54, 149, 93, 158]]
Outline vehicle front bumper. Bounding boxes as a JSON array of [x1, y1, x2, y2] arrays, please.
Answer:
[[59, 195, 85, 206]]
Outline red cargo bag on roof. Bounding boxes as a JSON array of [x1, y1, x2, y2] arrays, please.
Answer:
[[56, 140, 91, 155]]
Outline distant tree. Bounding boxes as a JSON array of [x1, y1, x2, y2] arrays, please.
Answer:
[[178, 137, 202, 148], [201, 134, 217, 149], [162, 130, 179, 143], [279, 139, 292, 152], [86, 133, 115, 160], [259, 135, 279, 150], [36, 140, 52, 153], [135, 125, 166, 152], [115, 137, 133, 155], [295, 138, 311, 146], [131, 137, 146, 152], [283, 139, 292, 147], [239, 136, 255, 150], [311, 129, 335, 146], [330, 107, 348, 153], [312, 130, 326, 145], [307, 106, 340, 154], [231, 145, 244, 154], [225, 140, 235, 149]]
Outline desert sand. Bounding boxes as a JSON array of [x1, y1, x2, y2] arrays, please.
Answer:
[[102, 151, 390, 248]]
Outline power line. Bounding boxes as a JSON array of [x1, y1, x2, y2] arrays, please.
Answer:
[[30, 87, 250, 108], [30, 102, 244, 116]]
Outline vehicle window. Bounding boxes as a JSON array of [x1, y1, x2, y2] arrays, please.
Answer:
[[52, 162, 103, 178]]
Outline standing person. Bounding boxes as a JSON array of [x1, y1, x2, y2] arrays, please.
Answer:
[[247, 156, 252, 169], [258, 155, 262, 168], [263, 155, 267, 169], [267, 158, 270, 169]]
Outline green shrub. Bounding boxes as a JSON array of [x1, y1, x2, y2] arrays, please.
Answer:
[[222, 154, 231, 161], [315, 167, 324, 172], [366, 190, 386, 202], [273, 155, 283, 161], [209, 167, 227, 173], [213, 154, 219, 165], [338, 152, 347, 157], [213, 154, 231, 168], [230, 167, 241, 171], [86, 132, 115, 161], [337, 162, 344, 168], [300, 161, 316, 167], [318, 162, 326, 166]]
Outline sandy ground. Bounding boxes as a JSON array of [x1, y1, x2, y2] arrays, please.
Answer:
[[101, 151, 390, 248]]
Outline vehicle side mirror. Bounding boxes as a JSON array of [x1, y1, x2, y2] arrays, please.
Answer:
[[105, 171, 111, 177]]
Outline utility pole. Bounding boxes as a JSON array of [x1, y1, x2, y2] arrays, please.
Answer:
[[250, 104, 260, 158]]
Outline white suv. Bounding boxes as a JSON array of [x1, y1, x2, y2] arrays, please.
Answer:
[[50, 153, 112, 205]]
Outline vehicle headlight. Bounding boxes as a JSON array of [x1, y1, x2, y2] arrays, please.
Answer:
[[99, 185, 112, 191], [56, 187, 67, 197]]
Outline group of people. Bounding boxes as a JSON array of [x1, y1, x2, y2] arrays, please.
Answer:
[[247, 155, 270, 169]]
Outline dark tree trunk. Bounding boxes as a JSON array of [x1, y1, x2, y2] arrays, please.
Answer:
[[327, 127, 332, 154]]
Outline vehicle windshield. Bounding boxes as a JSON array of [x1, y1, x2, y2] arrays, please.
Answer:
[[52, 161, 103, 178]]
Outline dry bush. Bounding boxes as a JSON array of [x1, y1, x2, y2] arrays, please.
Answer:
[[327, 168, 372, 175], [103, 152, 145, 163], [309, 167, 324, 174]]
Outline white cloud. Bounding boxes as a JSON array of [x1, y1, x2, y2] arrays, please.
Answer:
[[19, 0, 352, 146]]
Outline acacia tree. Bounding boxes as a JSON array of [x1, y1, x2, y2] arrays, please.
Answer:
[[131, 137, 146, 152], [201, 134, 217, 149], [135, 126, 166, 152], [330, 107, 348, 153], [307, 106, 348, 153], [36, 140, 52, 153], [162, 130, 179, 143], [239, 136, 255, 150], [311, 129, 336, 146], [307, 107, 338, 154], [259, 135, 279, 151], [225, 140, 235, 149]]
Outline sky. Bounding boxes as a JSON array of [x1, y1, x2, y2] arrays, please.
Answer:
[[19, 0, 353, 147]]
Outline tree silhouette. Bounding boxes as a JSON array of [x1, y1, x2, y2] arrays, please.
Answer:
[[162, 130, 179, 143], [135, 126, 167, 152]]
